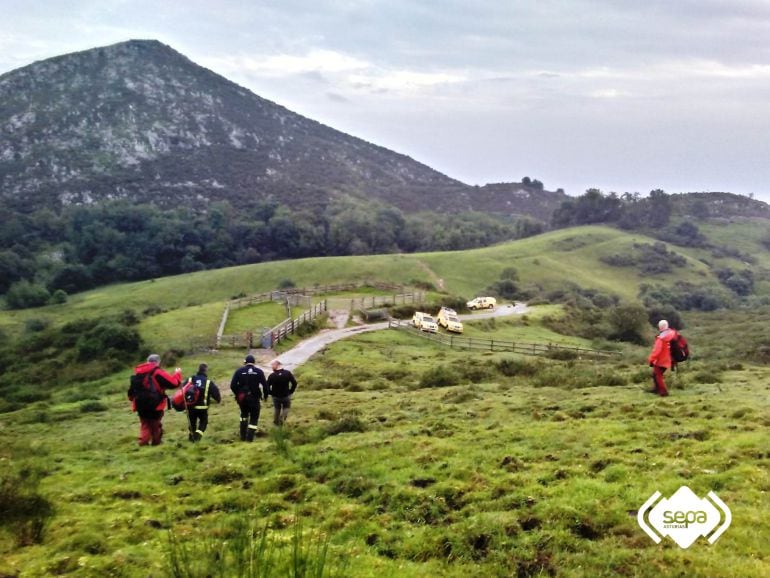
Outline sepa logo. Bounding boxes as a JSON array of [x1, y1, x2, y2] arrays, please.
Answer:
[[637, 486, 731, 548]]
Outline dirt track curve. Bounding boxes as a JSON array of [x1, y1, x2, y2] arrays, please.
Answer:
[[273, 302, 529, 370]]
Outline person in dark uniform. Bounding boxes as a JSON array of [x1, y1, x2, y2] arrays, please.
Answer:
[[230, 354, 268, 441], [266, 359, 297, 426], [181, 363, 221, 442]]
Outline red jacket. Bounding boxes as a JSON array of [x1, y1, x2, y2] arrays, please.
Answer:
[[130, 361, 183, 412], [648, 329, 678, 369]]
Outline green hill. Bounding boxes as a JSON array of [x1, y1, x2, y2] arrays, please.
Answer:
[[1, 224, 769, 577], [1, 223, 753, 332]]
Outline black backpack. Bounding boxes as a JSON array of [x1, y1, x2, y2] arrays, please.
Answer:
[[670, 333, 690, 363], [128, 368, 164, 414]]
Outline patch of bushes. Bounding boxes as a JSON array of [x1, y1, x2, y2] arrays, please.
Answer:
[[325, 415, 367, 436], [295, 314, 328, 338], [388, 304, 419, 319], [4, 280, 51, 309], [640, 281, 732, 312], [600, 242, 687, 275], [453, 359, 496, 382], [496, 358, 540, 377], [76, 321, 142, 361], [80, 401, 109, 413], [418, 366, 460, 389]]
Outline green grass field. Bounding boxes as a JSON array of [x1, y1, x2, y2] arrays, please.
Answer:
[[1, 223, 769, 577], [1, 223, 754, 338], [2, 328, 768, 577]]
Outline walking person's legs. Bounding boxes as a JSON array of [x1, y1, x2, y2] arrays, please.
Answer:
[[652, 366, 669, 397], [246, 400, 261, 441], [238, 402, 249, 441], [150, 416, 164, 445], [138, 417, 153, 445], [196, 410, 208, 440], [273, 396, 291, 425]]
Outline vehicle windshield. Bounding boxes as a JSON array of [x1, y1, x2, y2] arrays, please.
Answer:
[[447, 316, 459, 322], [424, 316, 436, 322]]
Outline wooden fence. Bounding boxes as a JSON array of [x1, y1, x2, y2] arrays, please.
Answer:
[[262, 300, 329, 348], [388, 319, 620, 359], [216, 281, 414, 349], [335, 291, 425, 311]]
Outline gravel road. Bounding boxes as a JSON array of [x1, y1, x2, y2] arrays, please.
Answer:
[[276, 302, 529, 370]]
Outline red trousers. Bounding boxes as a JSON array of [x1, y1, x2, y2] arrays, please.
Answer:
[[652, 366, 669, 397], [138, 414, 164, 445]]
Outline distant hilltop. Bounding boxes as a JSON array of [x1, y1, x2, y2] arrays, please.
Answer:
[[0, 39, 567, 221]]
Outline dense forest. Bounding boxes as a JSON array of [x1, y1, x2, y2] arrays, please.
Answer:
[[0, 198, 543, 308]]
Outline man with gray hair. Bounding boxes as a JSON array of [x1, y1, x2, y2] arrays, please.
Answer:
[[647, 319, 677, 397], [267, 359, 297, 426], [128, 354, 183, 445]]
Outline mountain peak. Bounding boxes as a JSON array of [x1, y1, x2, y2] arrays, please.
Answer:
[[0, 41, 565, 219]]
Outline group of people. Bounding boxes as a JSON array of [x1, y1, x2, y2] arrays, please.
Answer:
[[127, 353, 297, 446], [128, 318, 678, 445]]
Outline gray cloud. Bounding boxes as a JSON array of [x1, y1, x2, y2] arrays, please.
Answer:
[[0, 0, 768, 200]]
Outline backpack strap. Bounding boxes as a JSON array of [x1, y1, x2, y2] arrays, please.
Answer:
[[145, 366, 160, 391]]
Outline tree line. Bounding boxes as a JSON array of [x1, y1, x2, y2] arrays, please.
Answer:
[[0, 199, 543, 308]]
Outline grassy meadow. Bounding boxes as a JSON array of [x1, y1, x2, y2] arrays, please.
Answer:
[[1, 224, 769, 577]]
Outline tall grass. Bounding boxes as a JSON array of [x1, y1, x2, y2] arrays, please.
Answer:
[[166, 515, 342, 578]]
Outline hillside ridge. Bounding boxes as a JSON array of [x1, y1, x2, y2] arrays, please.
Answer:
[[0, 39, 566, 218]]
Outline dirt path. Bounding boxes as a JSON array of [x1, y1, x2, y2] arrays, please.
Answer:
[[415, 259, 444, 290], [326, 308, 350, 329], [272, 302, 529, 370]]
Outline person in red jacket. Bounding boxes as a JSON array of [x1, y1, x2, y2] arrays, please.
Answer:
[[128, 354, 183, 445], [647, 320, 677, 397]]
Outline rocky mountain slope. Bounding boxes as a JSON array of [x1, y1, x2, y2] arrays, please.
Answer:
[[0, 39, 566, 219]]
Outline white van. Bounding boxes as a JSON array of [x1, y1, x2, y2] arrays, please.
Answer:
[[412, 311, 439, 333], [436, 307, 463, 333], [466, 296, 497, 310]]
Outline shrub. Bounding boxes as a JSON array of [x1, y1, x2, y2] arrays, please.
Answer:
[[5, 281, 51, 309], [24, 318, 50, 333], [545, 349, 579, 361], [49, 289, 68, 305], [80, 401, 108, 413], [325, 415, 367, 436], [454, 359, 495, 382], [409, 279, 436, 291], [496, 358, 540, 377], [418, 366, 460, 389], [389, 304, 419, 319], [606, 303, 650, 344], [295, 314, 327, 338], [278, 278, 296, 289], [76, 322, 141, 361], [646, 304, 684, 330]]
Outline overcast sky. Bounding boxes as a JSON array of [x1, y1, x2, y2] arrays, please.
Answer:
[[2, 0, 770, 201]]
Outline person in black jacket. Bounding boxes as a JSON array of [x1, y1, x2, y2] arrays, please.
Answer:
[[230, 354, 268, 442], [267, 359, 297, 426], [182, 363, 221, 442]]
